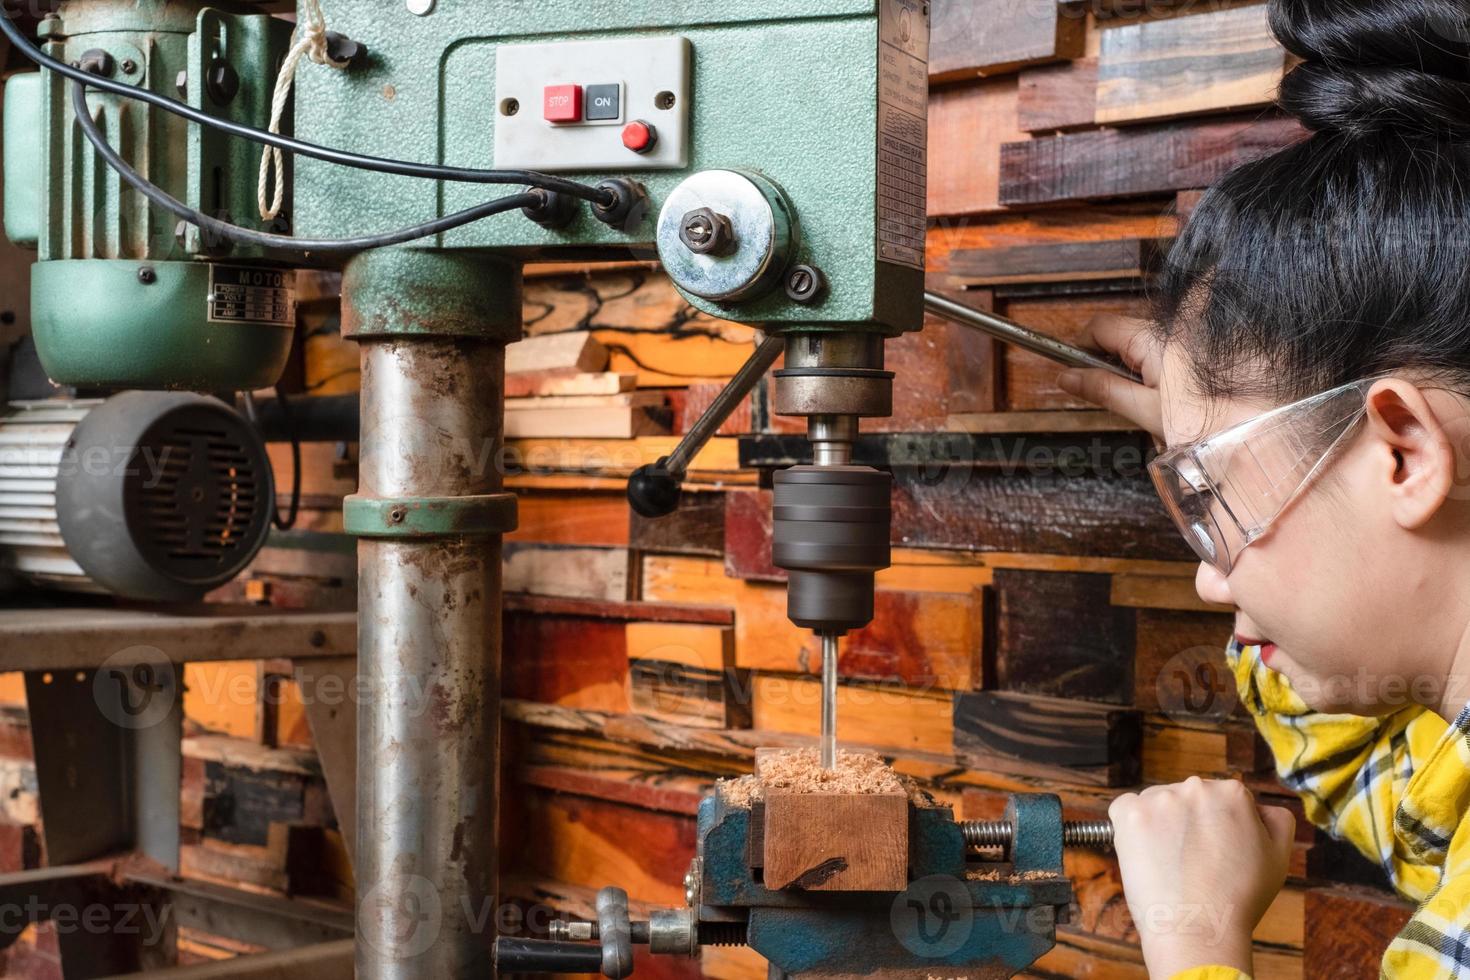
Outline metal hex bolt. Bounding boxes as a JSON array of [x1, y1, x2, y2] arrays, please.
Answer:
[[679, 208, 735, 256], [785, 264, 827, 304], [206, 60, 240, 105]]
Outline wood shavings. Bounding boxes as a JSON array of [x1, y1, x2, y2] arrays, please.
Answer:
[[717, 748, 926, 805], [965, 868, 1062, 882]]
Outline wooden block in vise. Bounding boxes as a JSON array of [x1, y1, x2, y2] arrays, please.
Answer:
[[755, 751, 910, 892]]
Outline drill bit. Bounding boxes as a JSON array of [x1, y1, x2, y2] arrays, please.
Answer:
[[820, 632, 839, 769]]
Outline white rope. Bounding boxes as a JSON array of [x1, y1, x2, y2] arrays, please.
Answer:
[[257, 0, 351, 221]]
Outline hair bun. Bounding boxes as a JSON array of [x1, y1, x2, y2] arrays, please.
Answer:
[[1270, 0, 1470, 139]]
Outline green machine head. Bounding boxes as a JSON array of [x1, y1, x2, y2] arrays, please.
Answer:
[[4, 0, 296, 391]]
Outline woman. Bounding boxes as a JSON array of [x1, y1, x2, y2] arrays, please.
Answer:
[[1054, 1, 1470, 976]]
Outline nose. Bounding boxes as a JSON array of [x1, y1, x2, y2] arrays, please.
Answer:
[[1195, 561, 1233, 606]]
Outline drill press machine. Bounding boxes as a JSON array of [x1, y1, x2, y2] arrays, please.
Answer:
[[4, 0, 1113, 976]]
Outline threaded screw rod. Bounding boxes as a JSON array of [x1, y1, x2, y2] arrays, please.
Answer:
[[960, 819, 1114, 850]]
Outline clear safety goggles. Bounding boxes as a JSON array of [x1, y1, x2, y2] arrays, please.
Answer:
[[1148, 377, 1381, 575]]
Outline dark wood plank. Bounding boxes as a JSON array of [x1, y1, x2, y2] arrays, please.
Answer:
[[1133, 609, 1238, 721], [999, 114, 1306, 207], [1304, 885, 1414, 978], [503, 613, 631, 712], [723, 489, 783, 583], [1001, 293, 1152, 410], [629, 490, 725, 558], [763, 791, 909, 891], [891, 466, 1191, 561], [948, 239, 1170, 287], [953, 691, 1141, 786], [503, 594, 734, 626], [992, 569, 1137, 704], [1018, 56, 1099, 132], [1095, 5, 1287, 126], [931, 0, 1086, 83]]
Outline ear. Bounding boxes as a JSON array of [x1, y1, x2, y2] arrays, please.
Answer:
[[1363, 380, 1456, 530]]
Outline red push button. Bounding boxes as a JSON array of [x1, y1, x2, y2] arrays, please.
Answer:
[[543, 84, 583, 123], [622, 120, 658, 154]]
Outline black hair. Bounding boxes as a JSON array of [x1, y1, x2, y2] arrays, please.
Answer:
[[1156, 0, 1470, 402]]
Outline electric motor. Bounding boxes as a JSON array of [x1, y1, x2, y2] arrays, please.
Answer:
[[0, 391, 272, 599]]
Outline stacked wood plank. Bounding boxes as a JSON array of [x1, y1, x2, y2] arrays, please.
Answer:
[[0, 3, 1405, 977]]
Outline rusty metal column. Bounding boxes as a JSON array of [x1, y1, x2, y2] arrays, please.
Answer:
[[342, 249, 521, 980]]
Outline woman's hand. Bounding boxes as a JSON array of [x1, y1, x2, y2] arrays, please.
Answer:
[[1109, 777, 1295, 978], [1057, 314, 1165, 440]]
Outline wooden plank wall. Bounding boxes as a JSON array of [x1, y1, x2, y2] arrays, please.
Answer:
[[0, 2, 1407, 976]]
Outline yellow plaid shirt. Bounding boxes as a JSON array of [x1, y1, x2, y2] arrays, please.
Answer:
[[1173, 641, 1470, 980]]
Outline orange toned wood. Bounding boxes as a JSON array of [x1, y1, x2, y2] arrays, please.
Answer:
[[928, 77, 1029, 217], [626, 622, 731, 672], [507, 788, 694, 907], [643, 555, 980, 690], [749, 675, 954, 756], [592, 328, 761, 388], [509, 491, 632, 547], [504, 436, 743, 479], [929, 203, 1178, 272], [762, 790, 909, 891], [184, 662, 259, 738], [1111, 573, 1231, 613]]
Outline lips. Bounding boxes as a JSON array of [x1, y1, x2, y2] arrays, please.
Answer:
[[1236, 635, 1278, 666]]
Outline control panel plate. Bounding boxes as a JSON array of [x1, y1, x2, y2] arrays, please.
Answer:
[[493, 36, 692, 171]]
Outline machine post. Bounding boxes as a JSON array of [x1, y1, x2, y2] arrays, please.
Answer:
[[342, 249, 522, 979]]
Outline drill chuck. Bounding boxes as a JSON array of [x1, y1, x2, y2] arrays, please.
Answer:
[[772, 465, 891, 633]]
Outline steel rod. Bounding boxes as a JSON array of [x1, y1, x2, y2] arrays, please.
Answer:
[[820, 632, 839, 769], [960, 819, 1115, 850], [664, 334, 785, 476], [924, 292, 1142, 384]]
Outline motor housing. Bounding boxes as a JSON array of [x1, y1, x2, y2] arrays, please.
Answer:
[[0, 391, 272, 599]]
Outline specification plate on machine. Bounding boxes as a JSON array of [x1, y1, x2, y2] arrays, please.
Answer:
[[878, 0, 929, 271], [208, 266, 297, 328]]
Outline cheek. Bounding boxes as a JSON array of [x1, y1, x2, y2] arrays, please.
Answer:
[[1227, 492, 1368, 650]]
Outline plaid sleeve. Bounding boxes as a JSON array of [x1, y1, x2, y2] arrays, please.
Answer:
[[1227, 641, 1446, 902]]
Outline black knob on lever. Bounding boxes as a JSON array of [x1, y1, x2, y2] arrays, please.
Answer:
[[494, 937, 605, 974], [628, 457, 682, 519]]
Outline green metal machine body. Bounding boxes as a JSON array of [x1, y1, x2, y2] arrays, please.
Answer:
[[292, 0, 928, 336], [5, 0, 296, 390]]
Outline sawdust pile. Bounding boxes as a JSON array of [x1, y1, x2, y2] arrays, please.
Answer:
[[718, 748, 925, 806], [966, 868, 1062, 882]]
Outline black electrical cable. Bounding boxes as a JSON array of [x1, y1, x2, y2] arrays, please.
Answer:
[[240, 389, 300, 531], [71, 78, 539, 253], [0, 5, 615, 207], [270, 386, 301, 531]]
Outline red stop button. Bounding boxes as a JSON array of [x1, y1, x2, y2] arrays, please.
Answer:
[[621, 120, 658, 154], [543, 84, 583, 123]]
